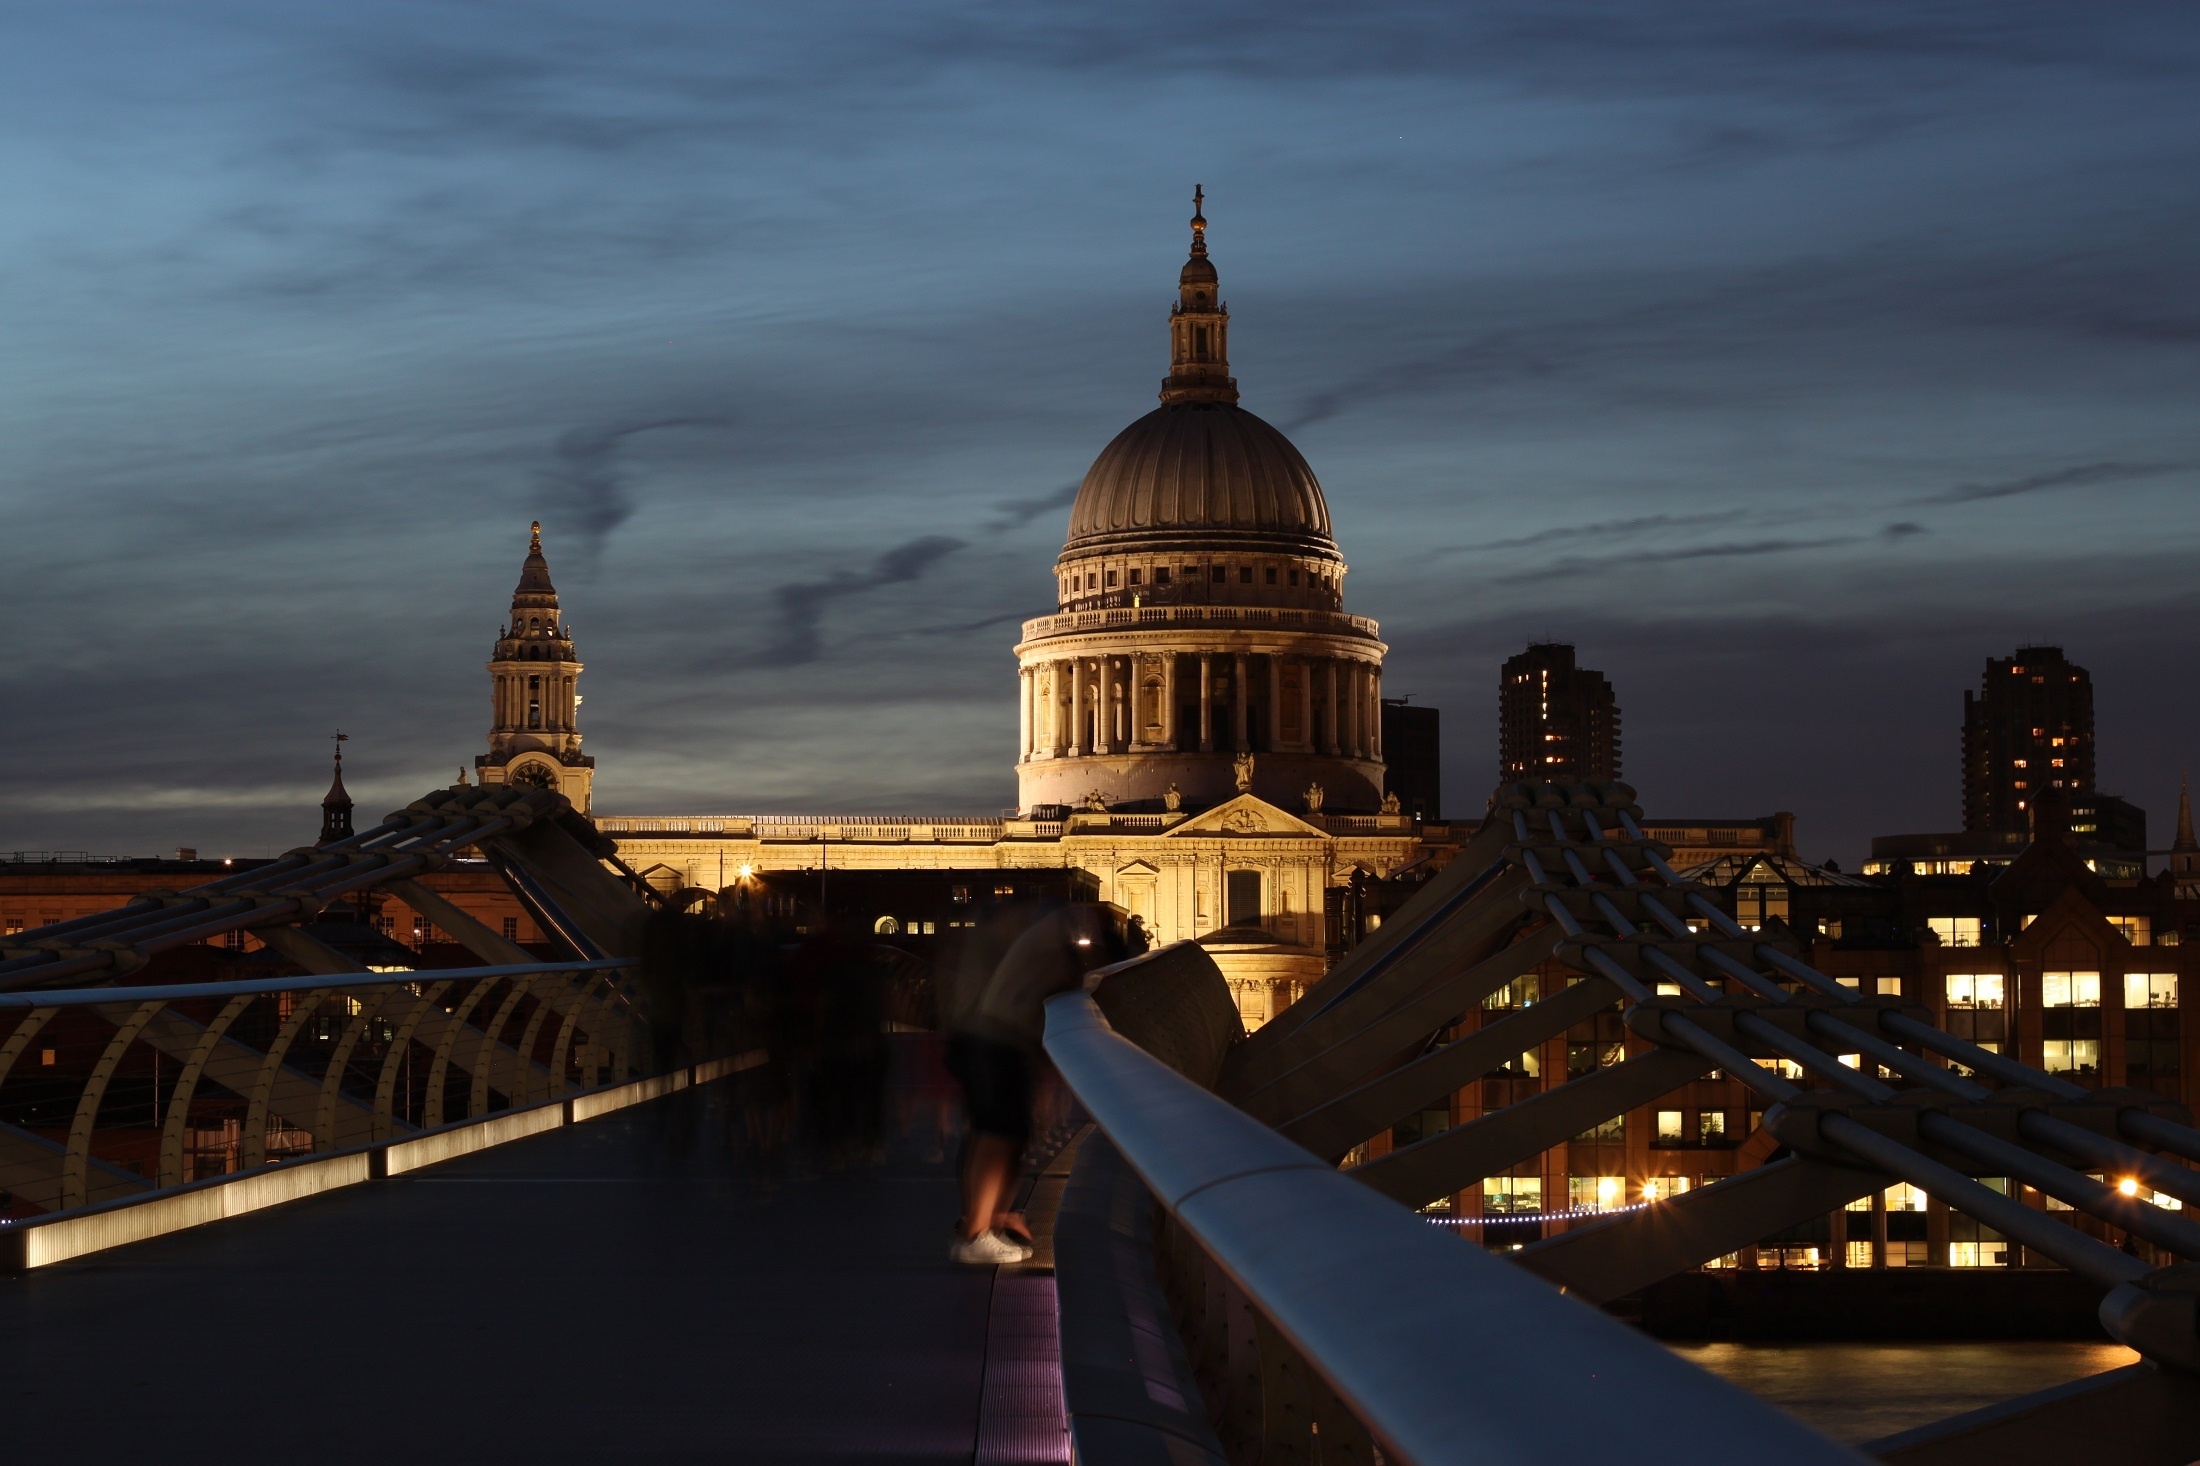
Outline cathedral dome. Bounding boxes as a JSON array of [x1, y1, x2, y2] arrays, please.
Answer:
[[1063, 402, 1336, 556]]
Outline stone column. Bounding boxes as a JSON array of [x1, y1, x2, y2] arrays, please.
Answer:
[[1369, 665, 1383, 759], [1267, 654, 1282, 753], [1233, 652, 1250, 752], [1163, 653, 1178, 750], [1324, 660, 1339, 755], [1298, 659, 1313, 752], [1199, 654, 1214, 753], [1070, 659, 1087, 758], [1018, 666, 1032, 762], [1096, 656, 1113, 754], [1348, 663, 1364, 757]]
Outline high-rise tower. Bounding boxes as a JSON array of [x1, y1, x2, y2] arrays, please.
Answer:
[[1498, 643, 1620, 785], [476, 522, 594, 811], [2172, 778, 2199, 899], [1962, 646, 2092, 835], [1012, 190, 1388, 813]]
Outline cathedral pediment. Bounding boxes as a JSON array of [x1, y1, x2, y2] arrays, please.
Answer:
[[1165, 795, 1329, 839]]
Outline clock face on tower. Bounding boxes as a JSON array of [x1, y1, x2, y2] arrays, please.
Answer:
[[511, 765, 557, 790]]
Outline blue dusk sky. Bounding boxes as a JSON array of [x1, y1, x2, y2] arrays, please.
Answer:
[[3, 3, 2197, 864]]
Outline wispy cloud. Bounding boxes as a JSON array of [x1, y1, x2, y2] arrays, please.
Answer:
[[1446, 513, 1732, 555], [1914, 460, 2176, 505], [983, 481, 1080, 533], [1497, 536, 1861, 584], [540, 418, 726, 567], [734, 536, 969, 669]]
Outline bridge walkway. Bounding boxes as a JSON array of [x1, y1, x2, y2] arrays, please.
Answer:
[[0, 1085, 1003, 1464]]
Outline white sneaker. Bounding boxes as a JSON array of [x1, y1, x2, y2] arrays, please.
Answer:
[[949, 1229, 1033, 1265]]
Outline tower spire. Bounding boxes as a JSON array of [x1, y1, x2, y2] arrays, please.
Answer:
[[2177, 773, 2195, 853], [318, 731, 354, 846], [1161, 185, 1238, 406]]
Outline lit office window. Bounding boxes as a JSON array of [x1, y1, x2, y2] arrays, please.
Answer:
[[2043, 971, 2101, 1007], [2042, 1039, 2100, 1075], [1480, 1176, 1542, 1214], [1567, 1175, 1625, 1211], [2126, 972, 2178, 1009], [1928, 916, 1982, 947], [1945, 973, 2004, 1008]]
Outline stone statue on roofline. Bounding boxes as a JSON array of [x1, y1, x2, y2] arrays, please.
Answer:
[[1084, 789, 1111, 813], [1303, 781, 1324, 813], [1233, 751, 1255, 793], [1163, 783, 1183, 812], [1381, 790, 1401, 815]]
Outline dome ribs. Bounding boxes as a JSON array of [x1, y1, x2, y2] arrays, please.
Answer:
[[1061, 405, 1335, 560]]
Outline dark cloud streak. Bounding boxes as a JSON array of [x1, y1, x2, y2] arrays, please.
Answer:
[[540, 418, 726, 568], [735, 536, 969, 669], [1916, 460, 2177, 505]]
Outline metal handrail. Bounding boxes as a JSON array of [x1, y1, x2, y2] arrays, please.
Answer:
[[1042, 989, 1865, 1466], [0, 958, 633, 1010]]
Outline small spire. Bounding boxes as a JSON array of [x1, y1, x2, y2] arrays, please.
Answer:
[[515, 520, 557, 597], [2176, 773, 2196, 853], [1189, 184, 1207, 257], [319, 731, 354, 846]]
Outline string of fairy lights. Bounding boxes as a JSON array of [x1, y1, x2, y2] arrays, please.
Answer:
[[1426, 1197, 1658, 1227]]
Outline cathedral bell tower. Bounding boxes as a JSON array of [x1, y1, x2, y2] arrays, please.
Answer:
[[475, 522, 594, 811]]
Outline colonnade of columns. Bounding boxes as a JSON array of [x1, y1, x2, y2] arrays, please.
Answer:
[[492, 666, 579, 735], [1018, 649, 1382, 762]]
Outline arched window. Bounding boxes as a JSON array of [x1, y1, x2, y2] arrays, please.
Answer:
[[874, 915, 899, 935], [528, 674, 542, 729]]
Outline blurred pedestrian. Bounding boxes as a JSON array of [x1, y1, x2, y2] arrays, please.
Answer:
[[939, 900, 1119, 1265]]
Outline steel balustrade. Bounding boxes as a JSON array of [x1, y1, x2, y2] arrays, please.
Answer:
[[0, 958, 639, 1218], [1044, 778, 2200, 1466], [0, 782, 660, 1236], [1044, 988, 1865, 1466]]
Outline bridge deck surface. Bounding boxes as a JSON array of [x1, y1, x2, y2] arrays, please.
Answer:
[[0, 1087, 996, 1464]]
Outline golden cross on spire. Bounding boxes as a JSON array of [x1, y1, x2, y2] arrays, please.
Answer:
[[1190, 184, 1207, 254]]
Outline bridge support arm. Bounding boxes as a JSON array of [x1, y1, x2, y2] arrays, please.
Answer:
[[1280, 963, 1604, 1160], [1351, 1047, 1715, 1211], [385, 878, 535, 965], [1869, 1362, 2200, 1466], [1515, 1154, 1888, 1303]]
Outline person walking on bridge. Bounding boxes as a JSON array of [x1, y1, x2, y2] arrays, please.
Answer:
[[939, 899, 1116, 1265]]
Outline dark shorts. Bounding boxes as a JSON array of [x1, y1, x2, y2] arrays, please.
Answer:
[[944, 1034, 1032, 1145]]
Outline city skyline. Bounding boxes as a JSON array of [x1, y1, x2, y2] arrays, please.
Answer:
[[5, 4, 2199, 863]]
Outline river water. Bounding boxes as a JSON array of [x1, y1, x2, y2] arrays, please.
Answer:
[[1670, 1340, 2138, 1444]]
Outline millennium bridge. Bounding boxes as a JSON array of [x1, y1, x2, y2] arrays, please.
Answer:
[[2, 780, 2195, 1463]]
